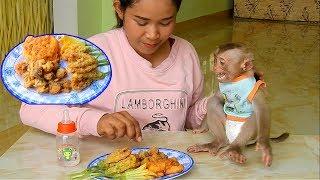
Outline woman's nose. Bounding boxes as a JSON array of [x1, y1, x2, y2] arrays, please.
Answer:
[[145, 25, 160, 40]]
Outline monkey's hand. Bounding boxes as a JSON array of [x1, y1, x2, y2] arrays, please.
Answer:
[[255, 139, 272, 167], [192, 127, 209, 134]]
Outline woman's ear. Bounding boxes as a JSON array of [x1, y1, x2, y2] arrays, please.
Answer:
[[113, 0, 124, 20], [241, 58, 254, 71]]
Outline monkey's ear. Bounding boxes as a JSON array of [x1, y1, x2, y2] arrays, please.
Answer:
[[113, 0, 124, 20], [241, 58, 254, 71]]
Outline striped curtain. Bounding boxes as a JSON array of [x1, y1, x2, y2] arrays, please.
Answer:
[[0, 0, 53, 61]]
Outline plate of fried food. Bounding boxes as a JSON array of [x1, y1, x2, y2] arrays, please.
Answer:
[[1, 34, 111, 104], [70, 146, 194, 180]]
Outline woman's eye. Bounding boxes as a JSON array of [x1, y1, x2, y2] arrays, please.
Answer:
[[160, 21, 171, 26], [136, 20, 147, 26]]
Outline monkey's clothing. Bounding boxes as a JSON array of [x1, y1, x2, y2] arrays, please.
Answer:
[[219, 73, 265, 143]]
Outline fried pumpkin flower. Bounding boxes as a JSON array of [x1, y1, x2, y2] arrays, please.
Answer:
[[23, 35, 60, 62]]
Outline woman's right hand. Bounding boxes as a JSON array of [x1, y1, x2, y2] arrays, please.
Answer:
[[97, 111, 142, 142]]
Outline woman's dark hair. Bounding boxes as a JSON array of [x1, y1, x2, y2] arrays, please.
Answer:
[[115, 0, 182, 28]]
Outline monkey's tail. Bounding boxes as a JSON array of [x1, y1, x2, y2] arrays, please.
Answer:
[[246, 132, 290, 147], [270, 132, 290, 143]]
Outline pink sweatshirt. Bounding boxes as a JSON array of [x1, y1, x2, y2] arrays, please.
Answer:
[[20, 28, 208, 136]]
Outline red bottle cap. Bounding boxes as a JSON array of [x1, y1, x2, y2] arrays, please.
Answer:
[[57, 110, 77, 134], [57, 121, 77, 134]]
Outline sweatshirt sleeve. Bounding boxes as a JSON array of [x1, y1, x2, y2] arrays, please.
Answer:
[[20, 103, 107, 137], [184, 43, 208, 129]]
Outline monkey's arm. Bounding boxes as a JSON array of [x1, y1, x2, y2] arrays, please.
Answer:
[[207, 90, 226, 120], [252, 89, 272, 167], [192, 90, 226, 133], [252, 90, 271, 143]]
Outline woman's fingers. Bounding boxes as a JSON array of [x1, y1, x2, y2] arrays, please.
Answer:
[[108, 116, 126, 138], [120, 111, 142, 142], [104, 124, 116, 140], [97, 115, 117, 139], [97, 112, 142, 141], [112, 112, 136, 139]]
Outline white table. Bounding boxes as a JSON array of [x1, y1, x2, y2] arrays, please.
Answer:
[[0, 128, 319, 179]]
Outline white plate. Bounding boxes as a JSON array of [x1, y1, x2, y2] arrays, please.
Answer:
[[88, 147, 194, 180], [1, 34, 112, 104]]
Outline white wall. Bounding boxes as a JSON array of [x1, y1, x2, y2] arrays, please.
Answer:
[[53, 0, 78, 35]]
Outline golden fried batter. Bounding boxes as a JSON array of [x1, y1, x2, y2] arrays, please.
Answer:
[[72, 71, 104, 80], [34, 79, 48, 93], [60, 79, 71, 93], [56, 68, 67, 79], [23, 35, 60, 62], [22, 72, 35, 88], [59, 36, 87, 60], [67, 64, 98, 74], [103, 147, 184, 178], [44, 72, 54, 81], [15, 61, 28, 76], [139, 147, 184, 177], [105, 147, 132, 164], [105, 154, 141, 176], [49, 81, 62, 94], [70, 78, 93, 91]]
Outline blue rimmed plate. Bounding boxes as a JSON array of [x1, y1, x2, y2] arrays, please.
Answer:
[[0, 34, 112, 105], [88, 147, 194, 180]]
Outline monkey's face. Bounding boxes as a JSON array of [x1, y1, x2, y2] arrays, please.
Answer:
[[213, 49, 243, 83]]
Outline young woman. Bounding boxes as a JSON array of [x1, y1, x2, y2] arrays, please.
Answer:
[[20, 0, 208, 142]]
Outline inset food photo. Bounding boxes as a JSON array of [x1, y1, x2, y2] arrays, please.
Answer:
[[1, 34, 112, 104]]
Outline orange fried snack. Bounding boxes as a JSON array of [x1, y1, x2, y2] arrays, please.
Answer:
[[23, 35, 60, 62], [105, 154, 141, 176], [105, 147, 132, 164], [137, 146, 184, 177], [59, 36, 87, 60]]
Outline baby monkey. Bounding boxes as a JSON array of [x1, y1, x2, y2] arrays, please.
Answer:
[[188, 43, 283, 167]]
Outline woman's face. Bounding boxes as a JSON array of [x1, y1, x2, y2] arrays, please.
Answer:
[[117, 0, 177, 58]]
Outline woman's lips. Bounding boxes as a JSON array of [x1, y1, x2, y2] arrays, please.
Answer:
[[143, 42, 158, 48]]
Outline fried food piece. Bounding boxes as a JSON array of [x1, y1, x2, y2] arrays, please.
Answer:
[[22, 72, 35, 88], [70, 78, 93, 91], [147, 160, 166, 177], [42, 60, 58, 73], [65, 52, 98, 72], [72, 71, 105, 80], [15, 61, 28, 75], [66, 52, 97, 66], [34, 79, 48, 93], [137, 150, 149, 160], [67, 63, 98, 74], [60, 79, 71, 93], [23, 35, 60, 62], [49, 81, 61, 94], [149, 146, 159, 155], [105, 154, 141, 176], [27, 60, 44, 79], [138, 147, 184, 177], [164, 158, 184, 175], [59, 36, 87, 60], [105, 147, 132, 164], [56, 68, 67, 79], [43, 72, 55, 81]]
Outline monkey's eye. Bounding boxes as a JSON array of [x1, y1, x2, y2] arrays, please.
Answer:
[[219, 60, 225, 66]]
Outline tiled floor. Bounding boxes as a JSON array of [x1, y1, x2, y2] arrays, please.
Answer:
[[0, 12, 319, 156]]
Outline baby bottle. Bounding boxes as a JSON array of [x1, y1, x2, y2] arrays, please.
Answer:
[[56, 109, 80, 166]]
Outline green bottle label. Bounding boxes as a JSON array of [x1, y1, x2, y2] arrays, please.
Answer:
[[62, 147, 74, 161]]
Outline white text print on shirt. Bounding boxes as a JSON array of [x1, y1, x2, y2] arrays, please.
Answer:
[[114, 89, 188, 131]]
